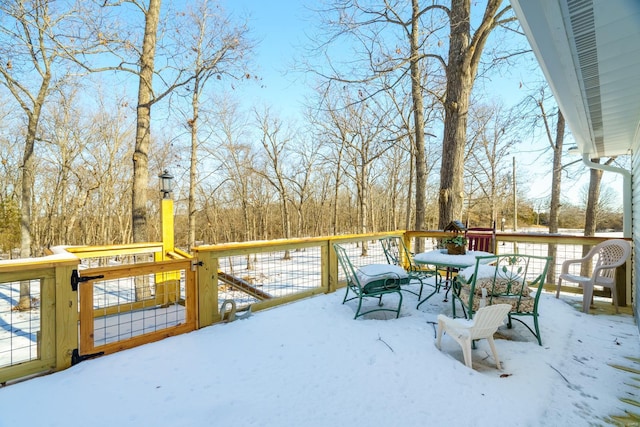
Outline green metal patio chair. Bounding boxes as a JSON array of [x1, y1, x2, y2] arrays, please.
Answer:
[[380, 236, 441, 301], [451, 254, 552, 346], [333, 243, 407, 319]]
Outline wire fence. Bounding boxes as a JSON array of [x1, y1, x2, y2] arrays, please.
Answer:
[[0, 279, 41, 369], [0, 233, 628, 384]]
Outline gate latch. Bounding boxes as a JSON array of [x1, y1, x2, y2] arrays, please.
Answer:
[[191, 260, 203, 271], [70, 269, 105, 291]]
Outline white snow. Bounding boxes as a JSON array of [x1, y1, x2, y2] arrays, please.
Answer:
[[0, 284, 637, 427]]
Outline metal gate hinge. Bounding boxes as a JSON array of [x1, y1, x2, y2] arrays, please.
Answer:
[[70, 269, 105, 292], [191, 260, 203, 271], [71, 349, 104, 365]]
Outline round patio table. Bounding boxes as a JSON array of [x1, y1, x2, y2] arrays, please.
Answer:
[[413, 249, 494, 308]]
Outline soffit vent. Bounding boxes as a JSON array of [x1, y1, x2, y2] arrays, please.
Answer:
[[566, 0, 605, 155]]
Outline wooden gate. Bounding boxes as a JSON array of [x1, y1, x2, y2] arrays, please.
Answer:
[[77, 258, 196, 358]]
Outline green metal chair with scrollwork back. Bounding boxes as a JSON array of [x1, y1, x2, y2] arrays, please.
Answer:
[[380, 236, 441, 302], [333, 243, 407, 319], [451, 254, 552, 346]]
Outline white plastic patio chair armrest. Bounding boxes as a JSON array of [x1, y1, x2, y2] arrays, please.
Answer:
[[437, 314, 474, 330], [560, 258, 587, 274]]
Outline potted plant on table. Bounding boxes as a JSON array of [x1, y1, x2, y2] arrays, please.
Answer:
[[442, 235, 467, 255]]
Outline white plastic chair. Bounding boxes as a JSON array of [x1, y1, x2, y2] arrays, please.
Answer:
[[556, 239, 631, 314], [436, 304, 512, 370]]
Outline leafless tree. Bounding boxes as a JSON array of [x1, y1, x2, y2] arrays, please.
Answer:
[[253, 108, 296, 259], [438, 0, 516, 228], [168, 0, 254, 249], [308, 1, 516, 235], [37, 87, 88, 248], [207, 99, 259, 261], [538, 94, 565, 282], [308, 0, 446, 241], [320, 87, 399, 255], [578, 158, 616, 277], [93, 0, 199, 243], [463, 101, 517, 225], [307, 95, 347, 236], [0, 0, 90, 308], [288, 135, 322, 237]]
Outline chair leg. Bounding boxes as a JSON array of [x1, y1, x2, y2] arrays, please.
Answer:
[[395, 292, 403, 318], [461, 337, 473, 369], [355, 297, 363, 319], [451, 295, 457, 318], [556, 277, 562, 298], [582, 283, 594, 314], [436, 318, 444, 349], [486, 336, 501, 370], [611, 285, 619, 314], [533, 314, 542, 346], [342, 286, 350, 304]]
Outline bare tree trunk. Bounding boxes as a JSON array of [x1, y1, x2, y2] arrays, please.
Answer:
[[439, 1, 472, 229], [579, 160, 602, 277], [583, 160, 602, 238], [546, 110, 565, 282], [580, 157, 615, 277], [548, 111, 565, 233], [17, 114, 39, 310], [17, 69, 50, 310], [404, 143, 414, 231], [438, 0, 506, 229], [132, 0, 161, 245], [133, 0, 161, 300], [332, 156, 341, 235], [410, 0, 427, 252], [358, 163, 369, 256], [188, 76, 200, 250]]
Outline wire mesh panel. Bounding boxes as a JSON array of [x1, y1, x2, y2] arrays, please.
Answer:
[[332, 240, 392, 285], [494, 237, 619, 295], [217, 246, 327, 312], [91, 276, 184, 346], [78, 259, 195, 356], [0, 279, 41, 368]]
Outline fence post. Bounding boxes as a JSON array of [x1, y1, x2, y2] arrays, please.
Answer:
[[195, 251, 220, 327], [328, 240, 340, 293], [55, 261, 80, 371], [616, 261, 629, 307]]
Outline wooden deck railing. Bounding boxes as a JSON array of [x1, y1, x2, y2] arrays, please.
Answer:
[[0, 231, 630, 384]]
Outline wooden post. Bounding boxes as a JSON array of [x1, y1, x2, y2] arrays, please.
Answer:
[[615, 261, 628, 307], [156, 198, 179, 304], [195, 251, 219, 328], [324, 242, 335, 292], [55, 262, 79, 371]]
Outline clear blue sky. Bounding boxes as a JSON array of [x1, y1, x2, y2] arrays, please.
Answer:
[[225, 0, 311, 120], [221, 0, 623, 209]]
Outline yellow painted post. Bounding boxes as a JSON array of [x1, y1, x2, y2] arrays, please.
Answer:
[[156, 198, 179, 304], [161, 198, 174, 254]]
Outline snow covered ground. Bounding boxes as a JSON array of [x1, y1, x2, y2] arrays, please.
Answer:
[[0, 282, 637, 427]]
